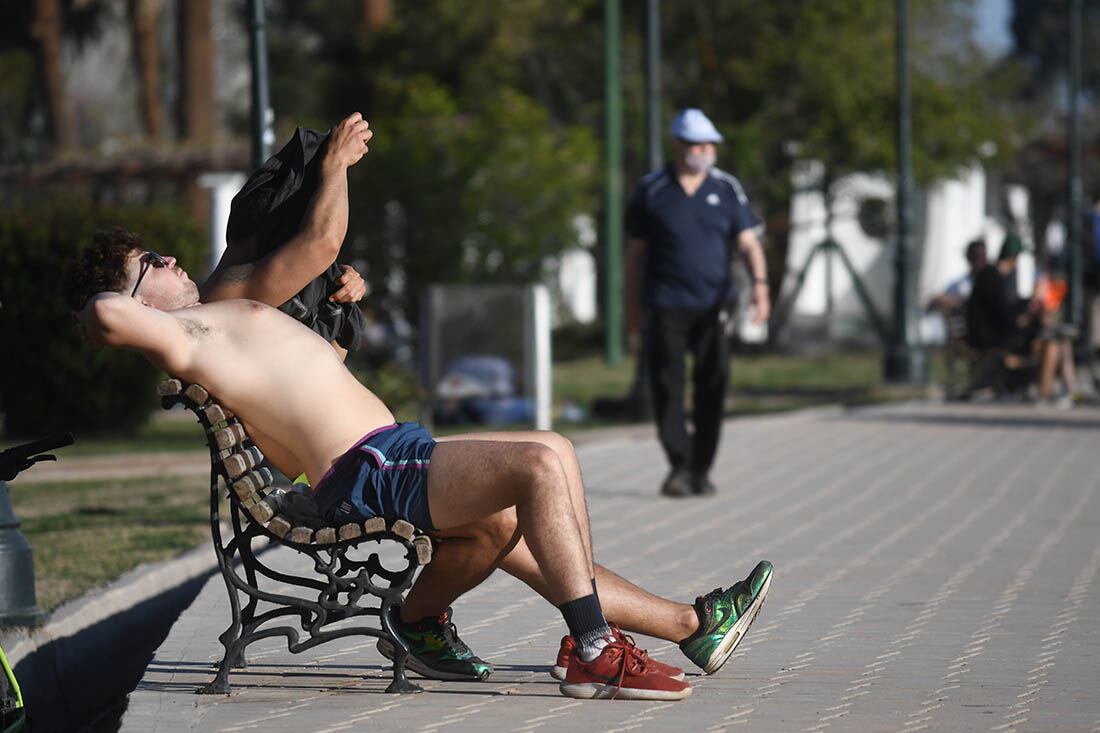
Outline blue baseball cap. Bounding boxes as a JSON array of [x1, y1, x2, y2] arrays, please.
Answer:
[[669, 108, 724, 144]]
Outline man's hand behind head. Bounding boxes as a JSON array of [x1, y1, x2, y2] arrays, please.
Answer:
[[325, 112, 373, 170]]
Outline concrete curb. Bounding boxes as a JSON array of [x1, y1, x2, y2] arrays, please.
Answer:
[[0, 543, 218, 732]]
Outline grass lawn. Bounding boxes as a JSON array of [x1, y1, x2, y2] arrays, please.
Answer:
[[7, 474, 216, 611], [0, 409, 208, 458], [552, 349, 931, 424]]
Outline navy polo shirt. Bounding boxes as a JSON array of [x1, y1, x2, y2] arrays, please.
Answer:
[[626, 165, 760, 310]]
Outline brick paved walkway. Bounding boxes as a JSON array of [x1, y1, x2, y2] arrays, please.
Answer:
[[123, 403, 1100, 732]]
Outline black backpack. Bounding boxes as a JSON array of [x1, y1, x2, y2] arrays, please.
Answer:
[[226, 127, 367, 351]]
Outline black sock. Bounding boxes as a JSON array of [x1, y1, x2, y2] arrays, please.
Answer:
[[559, 590, 611, 662]]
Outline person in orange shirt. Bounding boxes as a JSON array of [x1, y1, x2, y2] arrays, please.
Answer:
[[1032, 264, 1077, 406]]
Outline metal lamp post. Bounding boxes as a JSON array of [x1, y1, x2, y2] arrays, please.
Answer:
[[0, 481, 43, 627], [248, 0, 275, 169], [604, 0, 624, 366], [1067, 0, 1084, 333], [884, 0, 928, 384]]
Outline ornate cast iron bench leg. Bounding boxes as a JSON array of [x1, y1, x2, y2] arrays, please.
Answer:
[[159, 379, 433, 696]]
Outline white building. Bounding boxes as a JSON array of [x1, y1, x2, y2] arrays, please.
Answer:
[[779, 160, 1034, 347]]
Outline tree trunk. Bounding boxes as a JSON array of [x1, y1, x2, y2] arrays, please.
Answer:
[[32, 0, 78, 155], [132, 0, 165, 142], [179, 0, 214, 145], [361, 0, 391, 34]]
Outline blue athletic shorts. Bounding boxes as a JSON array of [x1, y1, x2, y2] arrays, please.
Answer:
[[313, 422, 437, 531]]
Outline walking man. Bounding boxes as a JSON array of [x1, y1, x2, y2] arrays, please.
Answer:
[[626, 109, 770, 497]]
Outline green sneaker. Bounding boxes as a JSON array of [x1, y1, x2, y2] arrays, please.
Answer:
[[679, 560, 773, 674], [377, 606, 493, 681]]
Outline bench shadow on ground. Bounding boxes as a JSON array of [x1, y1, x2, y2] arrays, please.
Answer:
[[138, 660, 561, 698]]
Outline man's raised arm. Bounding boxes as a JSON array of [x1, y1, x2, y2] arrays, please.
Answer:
[[77, 293, 192, 373], [201, 113, 373, 307]]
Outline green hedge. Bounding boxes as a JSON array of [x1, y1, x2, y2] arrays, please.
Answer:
[[0, 197, 205, 438]]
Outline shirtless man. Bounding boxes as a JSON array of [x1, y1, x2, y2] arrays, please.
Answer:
[[66, 230, 772, 701], [190, 113, 521, 676]]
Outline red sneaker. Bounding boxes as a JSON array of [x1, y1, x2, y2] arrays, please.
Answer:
[[552, 629, 686, 681], [558, 637, 692, 701]]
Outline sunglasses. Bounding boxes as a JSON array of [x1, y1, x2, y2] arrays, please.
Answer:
[[131, 251, 169, 297]]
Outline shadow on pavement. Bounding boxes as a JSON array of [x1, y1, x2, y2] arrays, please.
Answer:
[[843, 408, 1100, 432]]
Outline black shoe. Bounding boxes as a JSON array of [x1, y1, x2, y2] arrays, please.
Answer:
[[693, 474, 717, 496], [661, 468, 694, 497]]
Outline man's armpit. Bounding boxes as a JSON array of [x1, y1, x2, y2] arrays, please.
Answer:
[[178, 318, 212, 339]]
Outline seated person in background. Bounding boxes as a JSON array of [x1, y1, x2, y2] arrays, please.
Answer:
[[929, 238, 987, 315], [966, 234, 1037, 368], [1032, 264, 1077, 406], [65, 230, 773, 701]]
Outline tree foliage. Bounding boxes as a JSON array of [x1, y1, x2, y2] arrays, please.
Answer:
[[263, 0, 603, 311], [1010, 0, 1100, 100], [0, 198, 205, 438]]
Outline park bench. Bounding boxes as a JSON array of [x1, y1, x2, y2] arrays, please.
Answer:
[[158, 379, 432, 695]]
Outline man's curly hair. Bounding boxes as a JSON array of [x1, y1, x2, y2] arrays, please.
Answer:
[[64, 227, 144, 311]]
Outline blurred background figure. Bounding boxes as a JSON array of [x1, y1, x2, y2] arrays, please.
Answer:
[[625, 108, 769, 498], [964, 234, 1038, 396], [1033, 261, 1077, 407], [931, 238, 988, 314]]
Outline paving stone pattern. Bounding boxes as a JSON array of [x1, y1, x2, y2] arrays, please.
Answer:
[[123, 403, 1100, 732]]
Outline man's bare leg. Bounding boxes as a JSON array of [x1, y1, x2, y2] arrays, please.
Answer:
[[1060, 340, 1077, 395], [426, 439, 594, 604], [427, 437, 698, 699], [436, 432, 697, 641], [1038, 339, 1059, 398], [400, 513, 520, 622], [409, 431, 765, 690], [399, 506, 697, 642], [500, 535, 698, 642], [437, 432, 593, 559]]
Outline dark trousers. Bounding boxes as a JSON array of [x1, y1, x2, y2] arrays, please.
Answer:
[[647, 305, 730, 476]]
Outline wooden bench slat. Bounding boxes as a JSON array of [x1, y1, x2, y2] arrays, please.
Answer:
[[314, 527, 337, 544], [223, 446, 263, 479], [214, 423, 247, 450], [288, 526, 313, 544], [233, 468, 273, 497], [268, 516, 291, 538], [248, 501, 276, 524], [184, 384, 210, 406], [158, 379, 183, 396], [202, 404, 229, 425], [412, 536, 432, 565], [363, 517, 386, 535], [338, 522, 362, 541], [390, 519, 416, 541]]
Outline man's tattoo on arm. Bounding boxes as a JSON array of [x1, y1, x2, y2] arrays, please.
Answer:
[[220, 265, 253, 284]]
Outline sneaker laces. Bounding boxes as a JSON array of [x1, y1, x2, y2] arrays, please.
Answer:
[[601, 637, 652, 700], [697, 586, 725, 614], [399, 607, 473, 658], [609, 624, 655, 663], [435, 609, 474, 658]]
